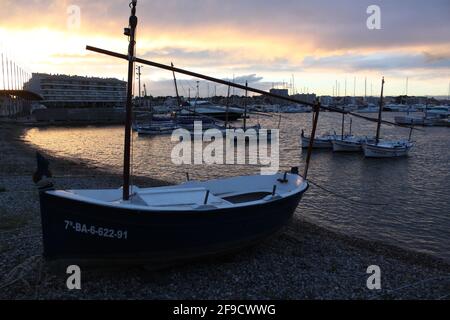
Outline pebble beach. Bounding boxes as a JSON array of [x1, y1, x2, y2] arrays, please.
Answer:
[[0, 123, 449, 300]]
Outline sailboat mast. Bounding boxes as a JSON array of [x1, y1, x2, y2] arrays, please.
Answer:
[[375, 77, 385, 144], [344, 78, 347, 97], [1, 52, 5, 90], [405, 77, 409, 96], [6, 55, 10, 90], [448, 81, 450, 101], [364, 77, 367, 101], [122, 0, 138, 201], [225, 85, 230, 128], [303, 102, 321, 179], [171, 62, 181, 113], [244, 81, 248, 130], [195, 81, 199, 114]]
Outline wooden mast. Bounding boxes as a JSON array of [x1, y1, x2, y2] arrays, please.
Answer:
[[122, 0, 138, 201], [375, 77, 385, 144], [303, 101, 321, 179], [171, 62, 181, 115]]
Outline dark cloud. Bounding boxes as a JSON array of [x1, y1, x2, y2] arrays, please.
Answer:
[[302, 52, 450, 72], [141, 47, 232, 68], [423, 51, 450, 63], [4, 0, 448, 51], [74, 0, 450, 50]]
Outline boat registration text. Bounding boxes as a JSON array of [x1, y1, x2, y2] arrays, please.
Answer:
[[64, 220, 128, 240]]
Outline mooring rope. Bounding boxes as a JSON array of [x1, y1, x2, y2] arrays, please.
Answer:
[[307, 179, 388, 206]]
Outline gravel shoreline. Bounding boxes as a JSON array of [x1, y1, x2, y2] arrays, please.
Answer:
[[0, 123, 449, 299]]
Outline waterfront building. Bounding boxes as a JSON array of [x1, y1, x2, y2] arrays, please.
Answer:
[[24, 73, 127, 108], [269, 88, 289, 97], [268, 88, 289, 104], [290, 93, 317, 104]]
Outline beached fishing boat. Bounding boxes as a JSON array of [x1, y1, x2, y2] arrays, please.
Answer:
[[36, 157, 308, 263], [34, 1, 313, 263], [363, 77, 414, 158]]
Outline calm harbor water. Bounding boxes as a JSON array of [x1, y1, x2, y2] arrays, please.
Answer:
[[24, 112, 450, 262]]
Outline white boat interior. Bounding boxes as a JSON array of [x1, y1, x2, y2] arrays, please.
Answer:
[[47, 173, 307, 211]]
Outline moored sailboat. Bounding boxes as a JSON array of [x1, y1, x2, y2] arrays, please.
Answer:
[[331, 109, 362, 152], [362, 77, 414, 158], [362, 140, 413, 157], [331, 117, 375, 152], [301, 130, 336, 149]]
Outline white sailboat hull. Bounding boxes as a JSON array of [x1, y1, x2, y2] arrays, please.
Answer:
[[301, 136, 334, 149], [363, 142, 412, 158], [332, 139, 362, 152]]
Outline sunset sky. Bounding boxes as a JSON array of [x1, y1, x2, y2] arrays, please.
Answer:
[[1, 0, 449, 97]]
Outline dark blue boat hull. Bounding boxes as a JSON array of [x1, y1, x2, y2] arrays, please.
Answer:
[[39, 189, 306, 264]]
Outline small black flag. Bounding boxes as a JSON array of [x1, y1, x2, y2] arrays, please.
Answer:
[[33, 152, 52, 184]]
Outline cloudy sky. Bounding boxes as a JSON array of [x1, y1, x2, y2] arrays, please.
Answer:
[[0, 0, 449, 97]]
